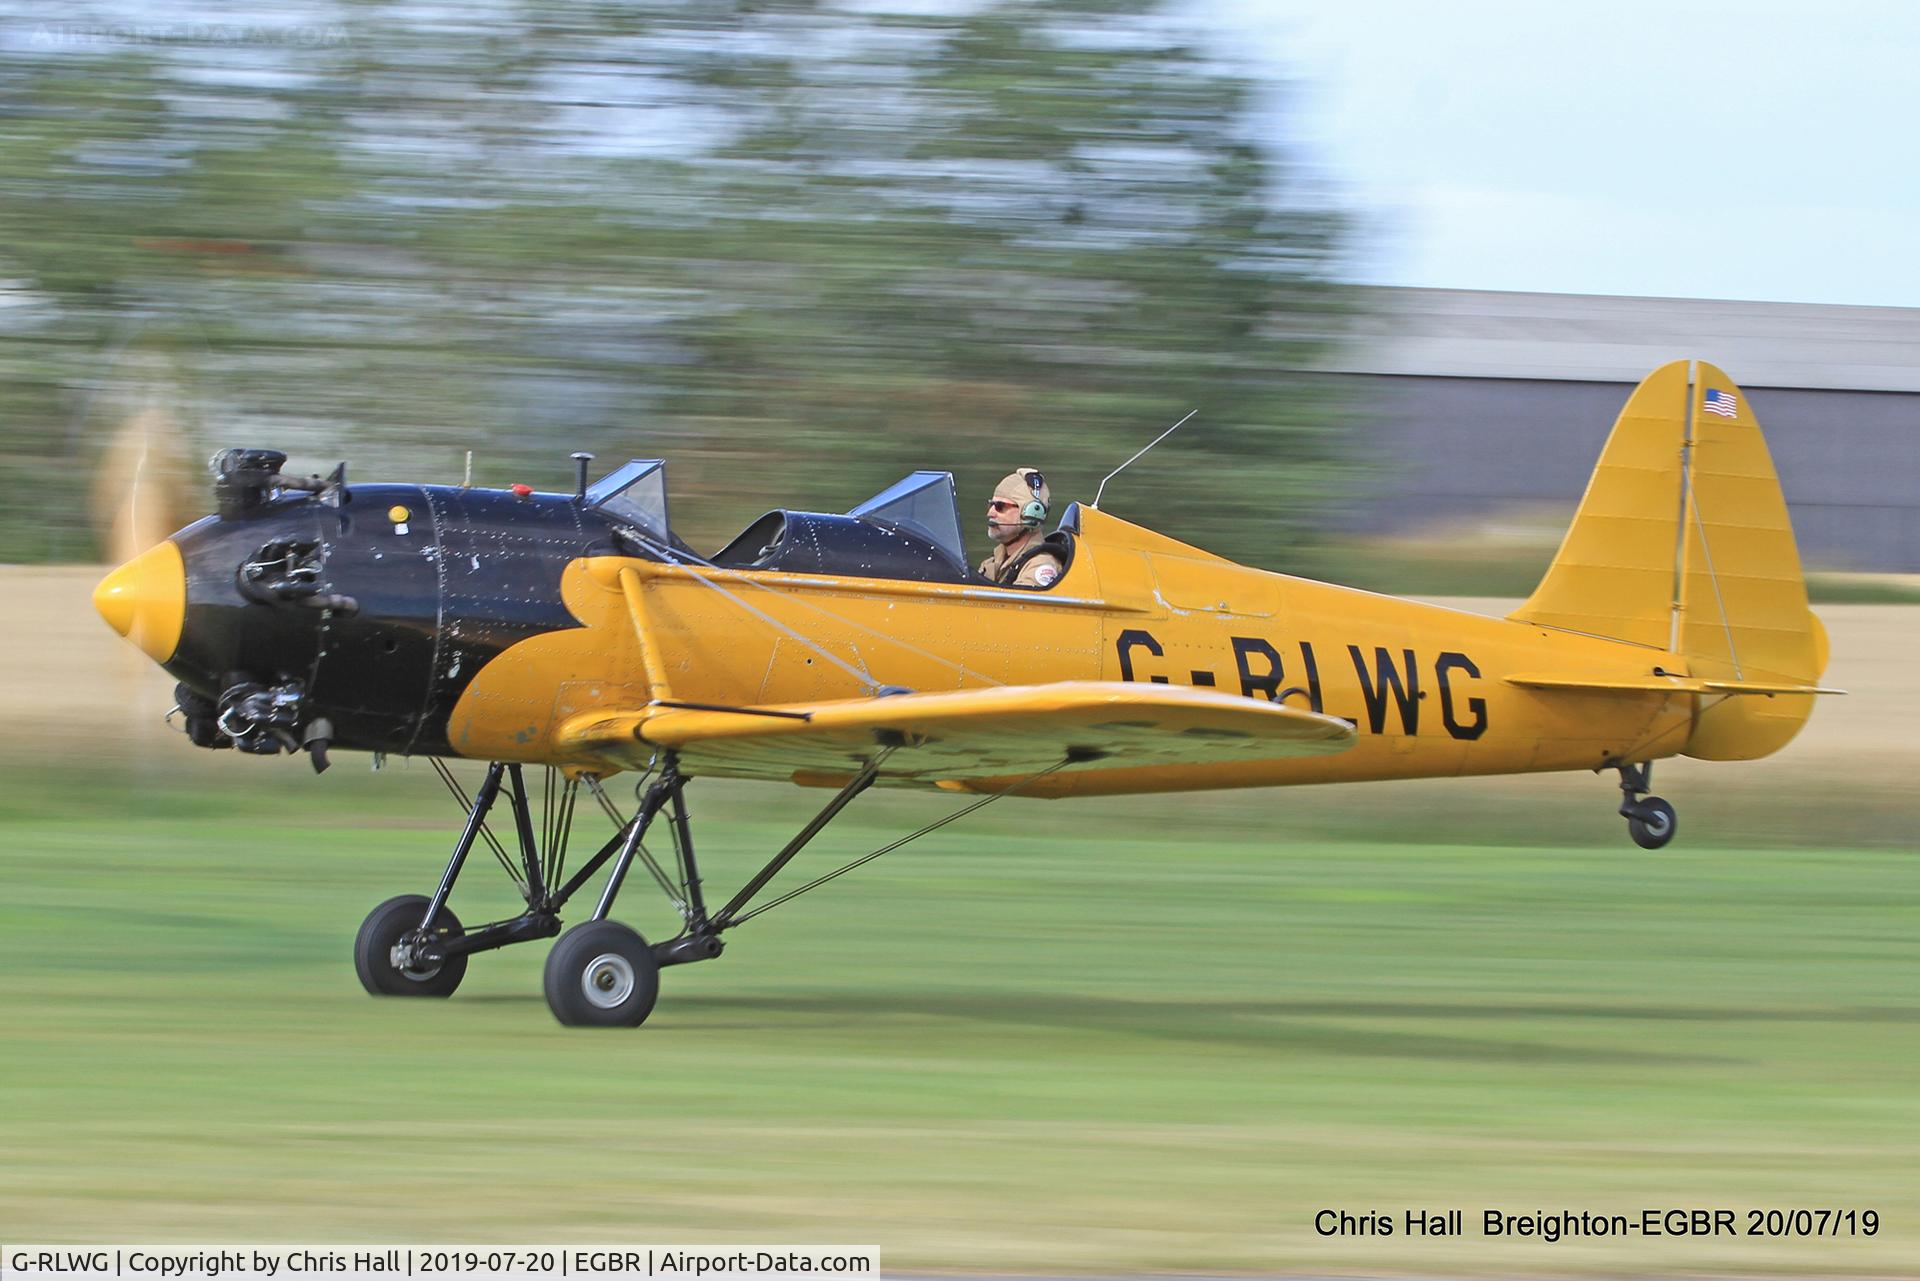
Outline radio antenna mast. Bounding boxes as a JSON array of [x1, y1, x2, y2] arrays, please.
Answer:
[[1093, 410, 1196, 509]]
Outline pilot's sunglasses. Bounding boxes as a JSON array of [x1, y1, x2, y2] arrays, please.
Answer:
[[988, 499, 1019, 512]]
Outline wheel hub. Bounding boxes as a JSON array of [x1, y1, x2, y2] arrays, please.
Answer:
[[390, 938, 443, 982], [582, 953, 636, 1008]]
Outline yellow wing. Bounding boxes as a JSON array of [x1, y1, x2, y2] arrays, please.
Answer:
[[556, 681, 1356, 793]]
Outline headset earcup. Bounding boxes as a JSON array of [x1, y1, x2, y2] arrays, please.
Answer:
[[1022, 498, 1047, 527]]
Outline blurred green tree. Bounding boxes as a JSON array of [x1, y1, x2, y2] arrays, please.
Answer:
[[0, 1, 1353, 565]]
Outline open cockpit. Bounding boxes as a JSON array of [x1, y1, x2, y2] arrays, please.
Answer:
[[586, 462, 1073, 589]]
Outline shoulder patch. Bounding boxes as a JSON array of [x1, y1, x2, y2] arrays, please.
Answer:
[[1032, 563, 1060, 587]]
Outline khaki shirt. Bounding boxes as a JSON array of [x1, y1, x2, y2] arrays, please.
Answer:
[[978, 534, 1065, 589]]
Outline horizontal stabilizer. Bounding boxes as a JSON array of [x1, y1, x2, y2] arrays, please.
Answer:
[[557, 681, 1356, 789], [1506, 673, 1845, 696]]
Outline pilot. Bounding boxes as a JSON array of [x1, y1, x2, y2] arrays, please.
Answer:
[[979, 467, 1065, 589]]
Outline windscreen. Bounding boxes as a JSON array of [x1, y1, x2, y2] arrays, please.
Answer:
[[585, 459, 669, 544], [847, 471, 964, 562]]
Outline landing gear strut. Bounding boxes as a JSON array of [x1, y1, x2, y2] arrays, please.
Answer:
[[354, 749, 942, 1028], [1614, 762, 1677, 850]]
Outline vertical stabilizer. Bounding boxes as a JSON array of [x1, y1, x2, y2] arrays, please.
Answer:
[[1508, 359, 1689, 648], [1509, 361, 1827, 761]]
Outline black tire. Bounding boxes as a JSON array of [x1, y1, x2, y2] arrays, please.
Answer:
[[544, 920, 661, 1028], [354, 894, 468, 997], [1627, 796, 1677, 850]]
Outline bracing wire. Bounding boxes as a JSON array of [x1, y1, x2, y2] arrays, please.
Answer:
[[430, 758, 525, 893], [636, 548, 883, 692], [1682, 464, 1744, 680], [584, 774, 687, 914], [588, 774, 630, 830], [625, 531, 1009, 690], [1668, 383, 1696, 653]]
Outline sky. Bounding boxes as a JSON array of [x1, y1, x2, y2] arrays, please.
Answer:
[[1211, 0, 1920, 307], [10, 0, 1916, 310]]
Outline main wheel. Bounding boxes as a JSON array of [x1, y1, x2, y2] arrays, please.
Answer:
[[1627, 796, 1677, 850], [354, 894, 468, 997], [544, 920, 661, 1028]]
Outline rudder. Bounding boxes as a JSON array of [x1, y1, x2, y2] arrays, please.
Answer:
[[1673, 362, 1824, 758]]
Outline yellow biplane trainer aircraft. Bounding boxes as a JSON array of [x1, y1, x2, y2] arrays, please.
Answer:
[[94, 360, 1836, 1027]]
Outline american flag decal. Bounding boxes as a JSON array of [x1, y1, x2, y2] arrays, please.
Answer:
[[1702, 388, 1738, 418]]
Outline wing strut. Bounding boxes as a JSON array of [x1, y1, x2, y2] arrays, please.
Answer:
[[708, 749, 892, 930], [716, 754, 1075, 929]]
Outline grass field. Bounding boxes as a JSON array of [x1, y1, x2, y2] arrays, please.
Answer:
[[2, 759, 1918, 1276], [4, 570, 1918, 1274]]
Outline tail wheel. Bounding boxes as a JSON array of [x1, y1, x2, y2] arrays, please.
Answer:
[[354, 894, 468, 997], [1627, 796, 1677, 850], [544, 920, 661, 1028]]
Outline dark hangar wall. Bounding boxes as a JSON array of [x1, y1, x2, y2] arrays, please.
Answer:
[[1337, 375, 1920, 574], [1330, 288, 1920, 574]]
